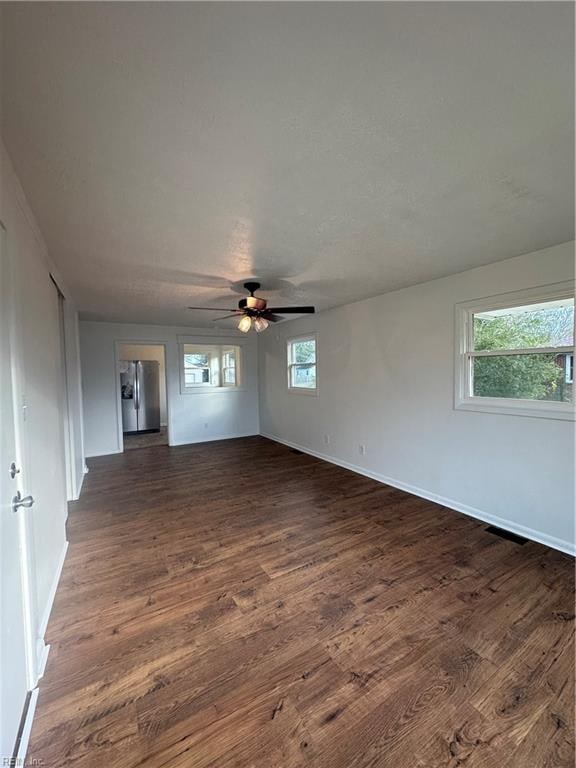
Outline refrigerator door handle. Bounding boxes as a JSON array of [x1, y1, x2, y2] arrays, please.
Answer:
[[134, 362, 140, 410]]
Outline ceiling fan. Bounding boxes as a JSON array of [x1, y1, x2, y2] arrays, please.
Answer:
[[188, 281, 315, 333]]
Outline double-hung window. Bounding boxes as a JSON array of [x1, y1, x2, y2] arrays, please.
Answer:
[[181, 343, 241, 392], [287, 335, 317, 392], [221, 348, 238, 387], [455, 284, 574, 419]]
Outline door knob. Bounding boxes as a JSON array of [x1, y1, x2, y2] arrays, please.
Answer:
[[12, 491, 35, 513]]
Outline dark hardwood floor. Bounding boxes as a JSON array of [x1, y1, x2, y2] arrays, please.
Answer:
[[124, 427, 168, 451], [28, 437, 575, 767]]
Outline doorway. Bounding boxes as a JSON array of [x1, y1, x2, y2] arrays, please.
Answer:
[[117, 343, 168, 451]]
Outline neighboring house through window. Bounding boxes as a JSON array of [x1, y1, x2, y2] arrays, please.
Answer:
[[181, 343, 241, 392], [287, 335, 317, 392], [183, 351, 212, 386]]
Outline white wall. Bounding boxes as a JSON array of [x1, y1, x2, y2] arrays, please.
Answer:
[[80, 321, 259, 456], [259, 241, 575, 555], [118, 343, 168, 425], [1, 140, 84, 686]]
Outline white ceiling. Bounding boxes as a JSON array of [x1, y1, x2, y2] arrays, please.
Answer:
[[2, 2, 574, 327]]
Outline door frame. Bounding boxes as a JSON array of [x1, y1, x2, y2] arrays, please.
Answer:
[[51, 277, 75, 503], [114, 340, 171, 453], [0, 219, 37, 688], [0, 218, 40, 761]]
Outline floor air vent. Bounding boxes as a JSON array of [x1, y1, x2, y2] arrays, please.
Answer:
[[485, 526, 527, 545]]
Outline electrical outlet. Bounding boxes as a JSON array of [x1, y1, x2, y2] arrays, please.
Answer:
[[323, 434, 330, 446], [359, 444, 367, 456]]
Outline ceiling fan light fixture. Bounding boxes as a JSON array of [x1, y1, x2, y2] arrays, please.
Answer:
[[237, 315, 252, 333], [253, 317, 269, 333], [187, 281, 316, 326], [245, 296, 266, 311]]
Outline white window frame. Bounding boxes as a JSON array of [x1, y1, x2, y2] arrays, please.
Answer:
[[221, 347, 239, 388], [455, 282, 575, 421], [180, 342, 242, 394], [565, 353, 574, 384], [183, 347, 217, 388], [287, 334, 318, 395]]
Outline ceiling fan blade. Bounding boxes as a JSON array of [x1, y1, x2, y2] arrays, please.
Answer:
[[187, 306, 238, 311], [262, 313, 284, 323], [266, 306, 315, 314], [213, 314, 242, 321]]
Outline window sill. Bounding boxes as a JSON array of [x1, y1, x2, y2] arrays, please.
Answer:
[[288, 387, 318, 396], [181, 386, 244, 395], [455, 396, 575, 421]]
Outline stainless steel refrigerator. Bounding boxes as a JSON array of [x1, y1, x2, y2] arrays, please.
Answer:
[[120, 360, 161, 434]]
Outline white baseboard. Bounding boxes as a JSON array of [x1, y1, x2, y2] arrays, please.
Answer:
[[36, 540, 68, 678], [85, 448, 122, 458], [170, 432, 259, 447], [16, 687, 39, 766], [72, 464, 89, 500], [87, 433, 259, 454], [36, 643, 50, 680], [261, 432, 575, 557], [75, 469, 85, 499]]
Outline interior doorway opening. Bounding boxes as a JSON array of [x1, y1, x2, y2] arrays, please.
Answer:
[[117, 343, 168, 452]]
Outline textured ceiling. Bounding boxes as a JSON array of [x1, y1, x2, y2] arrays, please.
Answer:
[[2, 2, 574, 327]]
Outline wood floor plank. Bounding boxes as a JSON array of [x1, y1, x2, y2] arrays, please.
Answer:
[[26, 436, 575, 767]]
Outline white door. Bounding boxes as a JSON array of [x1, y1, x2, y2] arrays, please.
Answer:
[[0, 224, 31, 757], [17, 262, 68, 670]]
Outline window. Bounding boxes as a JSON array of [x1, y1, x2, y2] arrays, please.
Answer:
[[566, 353, 574, 384], [287, 335, 317, 392], [183, 351, 212, 387], [222, 348, 238, 387], [455, 284, 575, 419], [181, 344, 241, 392]]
